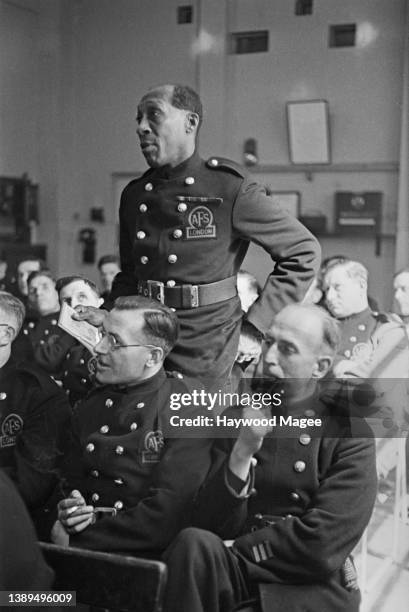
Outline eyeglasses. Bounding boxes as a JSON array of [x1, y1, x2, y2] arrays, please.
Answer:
[[97, 328, 159, 352]]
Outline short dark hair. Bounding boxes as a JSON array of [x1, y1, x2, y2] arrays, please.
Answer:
[[170, 84, 203, 131], [27, 269, 55, 287], [98, 254, 120, 269], [0, 292, 25, 334], [56, 275, 100, 298], [113, 295, 179, 356]]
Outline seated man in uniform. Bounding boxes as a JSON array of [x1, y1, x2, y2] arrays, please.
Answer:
[[97, 254, 121, 303], [51, 295, 212, 554], [0, 293, 70, 515], [163, 304, 377, 612], [35, 275, 103, 405]]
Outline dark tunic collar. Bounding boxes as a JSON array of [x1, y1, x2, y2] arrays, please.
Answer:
[[152, 151, 201, 181], [112, 367, 167, 395]]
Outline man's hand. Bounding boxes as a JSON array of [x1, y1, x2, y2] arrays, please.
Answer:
[[236, 321, 263, 365], [72, 305, 107, 327], [51, 520, 70, 547], [229, 405, 273, 481], [58, 489, 94, 534]]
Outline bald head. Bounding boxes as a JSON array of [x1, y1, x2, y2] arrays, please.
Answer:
[[136, 84, 202, 168]]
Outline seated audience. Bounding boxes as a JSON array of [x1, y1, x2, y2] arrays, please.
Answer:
[[51, 296, 212, 553], [0, 293, 70, 512], [321, 259, 409, 380], [7, 257, 47, 307], [12, 270, 64, 366], [163, 304, 377, 612], [0, 469, 53, 594], [393, 267, 409, 333], [35, 275, 103, 405], [97, 254, 121, 303]]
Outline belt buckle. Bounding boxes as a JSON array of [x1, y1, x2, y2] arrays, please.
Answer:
[[147, 280, 165, 303], [190, 285, 199, 308]]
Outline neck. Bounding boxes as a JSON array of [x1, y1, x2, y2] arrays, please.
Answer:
[[168, 143, 195, 168]]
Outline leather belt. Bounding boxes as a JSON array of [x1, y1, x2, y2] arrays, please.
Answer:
[[136, 276, 237, 309]]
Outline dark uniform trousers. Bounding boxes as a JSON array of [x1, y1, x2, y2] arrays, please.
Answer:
[[0, 358, 71, 510], [55, 368, 212, 554], [111, 152, 320, 383], [163, 399, 377, 612]]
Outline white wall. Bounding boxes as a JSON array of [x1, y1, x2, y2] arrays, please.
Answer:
[[0, 0, 406, 305]]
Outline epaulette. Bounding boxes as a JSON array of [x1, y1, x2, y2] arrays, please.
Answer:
[[206, 156, 246, 178], [166, 370, 184, 379], [372, 311, 393, 325]]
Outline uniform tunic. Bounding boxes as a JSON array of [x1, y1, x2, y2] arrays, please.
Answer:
[[112, 153, 320, 381], [163, 396, 377, 612], [58, 368, 212, 554], [11, 311, 64, 370], [0, 358, 71, 509]]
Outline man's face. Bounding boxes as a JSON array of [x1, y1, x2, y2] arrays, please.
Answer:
[[136, 87, 192, 168], [393, 271, 409, 316], [59, 280, 102, 310], [28, 275, 59, 316], [263, 306, 325, 381], [17, 260, 41, 295], [323, 266, 365, 318], [99, 263, 120, 292], [94, 309, 156, 385]]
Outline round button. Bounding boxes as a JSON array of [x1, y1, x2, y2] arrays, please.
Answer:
[[137, 402, 145, 409], [114, 500, 124, 510], [344, 349, 351, 358], [40, 340, 45, 345], [145, 182, 153, 191], [358, 324, 366, 331], [140, 256, 149, 264], [171, 308, 176, 312], [299, 433, 311, 446], [100, 425, 109, 434], [64, 371, 68, 377], [294, 460, 306, 473], [185, 176, 195, 185], [209, 158, 218, 167], [86, 443, 95, 453], [290, 491, 300, 501], [23, 329, 28, 335], [28, 322, 35, 329], [66, 353, 71, 360], [130, 422, 138, 431], [0, 392, 7, 400], [65, 389, 70, 395], [115, 445, 124, 455], [177, 203, 187, 213], [168, 254, 178, 264], [51, 319, 57, 325], [167, 280, 176, 287], [80, 359, 85, 365], [173, 229, 183, 239], [350, 336, 357, 343], [44, 329, 49, 335], [114, 478, 124, 485], [251, 457, 258, 467], [139, 203, 148, 213], [286, 514, 293, 519], [91, 470, 99, 478], [105, 398, 113, 408], [136, 231, 146, 240], [91, 493, 100, 503], [81, 378, 87, 384], [304, 409, 315, 417]]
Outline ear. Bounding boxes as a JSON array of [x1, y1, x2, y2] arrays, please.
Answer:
[[312, 354, 333, 379], [185, 112, 200, 133], [145, 346, 164, 368], [0, 324, 16, 347]]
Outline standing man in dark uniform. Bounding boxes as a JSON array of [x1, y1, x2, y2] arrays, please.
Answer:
[[163, 304, 377, 612], [110, 83, 321, 384], [51, 296, 212, 554]]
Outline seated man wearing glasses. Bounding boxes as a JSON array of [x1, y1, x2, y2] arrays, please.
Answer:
[[51, 295, 212, 554]]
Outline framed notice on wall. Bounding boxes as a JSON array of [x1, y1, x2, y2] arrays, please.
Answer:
[[270, 191, 301, 217], [286, 100, 331, 164]]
